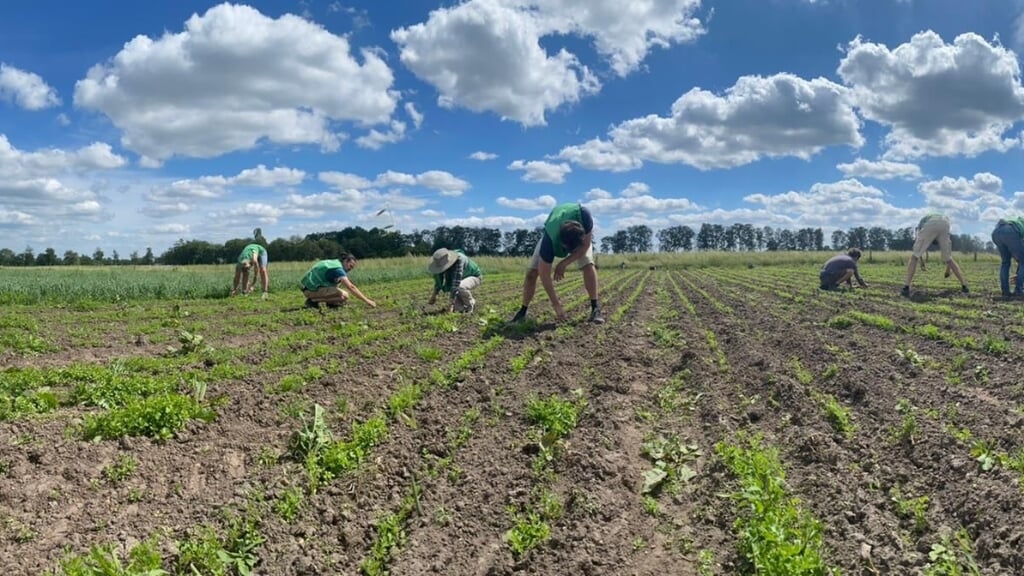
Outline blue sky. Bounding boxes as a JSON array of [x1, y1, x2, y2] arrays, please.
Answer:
[[2, 0, 1024, 255]]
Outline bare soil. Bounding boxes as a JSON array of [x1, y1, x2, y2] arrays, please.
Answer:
[[2, 269, 1023, 575]]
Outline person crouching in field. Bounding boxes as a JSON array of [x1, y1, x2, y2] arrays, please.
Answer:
[[511, 202, 604, 324], [300, 254, 377, 310], [901, 212, 968, 297], [231, 243, 269, 297], [427, 248, 482, 313], [992, 217, 1024, 297], [819, 249, 868, 291]]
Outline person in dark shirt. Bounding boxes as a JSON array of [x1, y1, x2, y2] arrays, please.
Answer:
[[992, 217, 1024, 297], [820, 249, 867, 291], [511, 202, 603, 324]]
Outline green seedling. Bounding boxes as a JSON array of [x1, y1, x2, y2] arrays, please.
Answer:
[[102, 455, 137, 484], [716, 434, 838, 575], [890, 486, 929, 534]]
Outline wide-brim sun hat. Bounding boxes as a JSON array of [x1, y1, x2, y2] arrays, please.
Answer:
[[428, 248, 457, 274]]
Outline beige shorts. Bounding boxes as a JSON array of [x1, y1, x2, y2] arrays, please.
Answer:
[[303, 286, 349, 304], [527, 239, 595, 270], [912, 217, 952, 261]]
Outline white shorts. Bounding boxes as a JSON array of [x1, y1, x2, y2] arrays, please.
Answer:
[[912, 218, 952, 261]]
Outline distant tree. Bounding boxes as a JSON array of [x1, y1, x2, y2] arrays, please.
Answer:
[[502, 228, 541, 257], [763, 226, 779, 251], [111, 250, 121, 265], [867, 227, 890, 252], [143, 247, 155, 265], [812, 228, 825, 251], [778, 229, 795, 251], [889, 227, 914, 251], [831, 229, 847, 250], [63, 250, 80, 266], [38, 247, 59, 266], [92, 247, 105, 264], [846, 227, 869, 250], [626, 225, 653, 253], [656, 225, 695, 252], [696, 224, 714, 251]]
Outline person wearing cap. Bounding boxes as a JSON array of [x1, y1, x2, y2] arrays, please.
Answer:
[[820, 249, 868, 291], [300, 253, 376, 309], [900, 212, 968, 297], [231, 243, 269, 297], [511, 202, 604, 324], [427, 248, 482, 313], [992, 217, 1024, 297]]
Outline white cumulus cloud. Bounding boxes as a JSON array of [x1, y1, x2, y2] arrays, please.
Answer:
[[557, 73, 863, 171], [508, 159, 572, 183], [0, 63, 61, 110], [74, 2, 399, 161], [838, 31, 1024, 159], [836, 158, 922, 180], [497, 194, 557, 210]]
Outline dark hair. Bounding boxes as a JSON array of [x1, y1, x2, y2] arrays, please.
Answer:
[[559, 221, 585, 251], [847, 248, 862, 260], [340, 252, 356, 263]]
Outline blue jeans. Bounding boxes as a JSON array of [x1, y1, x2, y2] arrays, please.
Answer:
[[991, 222, 1024, 296]]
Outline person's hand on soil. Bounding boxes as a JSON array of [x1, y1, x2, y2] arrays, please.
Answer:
[[553, 302, 567, 322], [448, 303, 455, 313], [366, 299, 377, 308]]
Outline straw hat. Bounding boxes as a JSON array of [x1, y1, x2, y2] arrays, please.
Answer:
[[428, 248, 458, 274]]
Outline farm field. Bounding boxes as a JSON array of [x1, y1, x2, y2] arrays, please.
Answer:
[[1, 255, 1023, 575]]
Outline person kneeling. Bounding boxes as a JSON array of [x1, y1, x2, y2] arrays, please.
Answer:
[[427, 248, 482, 313], [300, 254, 376, 310], [819, 249, 868, 291]]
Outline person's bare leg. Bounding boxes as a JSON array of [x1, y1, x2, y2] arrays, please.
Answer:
[[583, 264, 598, 300], [521, 269, 539, 307], [947, 259, 967, 287], [903, 257, 918, 288], [838, 270, 855, 285]]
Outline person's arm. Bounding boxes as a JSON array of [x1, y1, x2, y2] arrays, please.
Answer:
[[537, 260, 565, 320], [231, 267, 243, 295], [554, 208, 594, 281], [448, 259, 465, 310], [428, 274, 442, 304], [340, 277, 376, 307], [554, 233, 593, 281], [245, 254, 260, 291], [853, 265, 867, 287]]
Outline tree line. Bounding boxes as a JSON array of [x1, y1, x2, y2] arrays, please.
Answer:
[[0, 222, 992, 267]]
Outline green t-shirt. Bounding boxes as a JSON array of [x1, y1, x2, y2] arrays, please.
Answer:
[[917, 213, 945, 230], [301, 259, 344, 291], [543, 203, 584, 259], [433, 250, 481, 294], [1004, 217, 1024, 238], [237, 243, 266, 265]]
